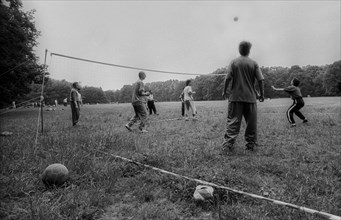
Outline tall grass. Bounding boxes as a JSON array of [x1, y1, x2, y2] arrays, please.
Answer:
[[0, 97, 340, 219]]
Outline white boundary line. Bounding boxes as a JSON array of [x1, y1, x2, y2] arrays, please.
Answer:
[[97, 150, 341, 220]]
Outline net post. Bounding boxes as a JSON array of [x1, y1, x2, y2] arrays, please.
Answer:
[[40, 49, 48, 133], [40, 99, 43, 133]]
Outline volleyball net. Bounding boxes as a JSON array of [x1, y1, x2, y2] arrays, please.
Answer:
[[48, 52, 226, 92]]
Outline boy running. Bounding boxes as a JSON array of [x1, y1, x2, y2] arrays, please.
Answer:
[[125, 71, 150, 133], [272, 78, 308, 127]]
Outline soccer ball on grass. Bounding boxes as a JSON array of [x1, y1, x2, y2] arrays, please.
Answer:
[[42, 163, 69, 187]]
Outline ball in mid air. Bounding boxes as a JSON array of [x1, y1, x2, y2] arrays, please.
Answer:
[[233, 17, 238, 22], [42, 163, 69, 187]]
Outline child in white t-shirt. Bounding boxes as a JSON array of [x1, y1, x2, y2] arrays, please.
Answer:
[[182, 80, 197, 121]]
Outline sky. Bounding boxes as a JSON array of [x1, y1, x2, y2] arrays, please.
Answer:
[[22, 0, 341, 91]]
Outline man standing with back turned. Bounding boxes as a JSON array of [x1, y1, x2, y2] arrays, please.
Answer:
[[222, 41, 264, 154], [70, 82, 81, 126]]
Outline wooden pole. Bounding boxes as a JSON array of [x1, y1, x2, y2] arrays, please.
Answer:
[[41, 49, 48, 133]]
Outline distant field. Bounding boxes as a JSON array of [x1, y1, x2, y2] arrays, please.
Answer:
[[0, 97, 340, 220]]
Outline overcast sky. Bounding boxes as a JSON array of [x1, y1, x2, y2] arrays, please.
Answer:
[[22, 1, 341, 90]]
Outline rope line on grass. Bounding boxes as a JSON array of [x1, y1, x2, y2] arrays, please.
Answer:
[[0, 96, 41, 112], [50, 52, 225, 76], [33, 106, 42, 148], [0, 99, 42, 117], [0, 105, 30, 116], [97, 150, 341, 220]]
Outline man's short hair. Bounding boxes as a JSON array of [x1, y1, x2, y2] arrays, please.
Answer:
[[186, 79, 191, 86], [292, 78, 300, 86], [239, 41, 252, 56], [138, 71, 146, 79], [72, 82, 78, 88]]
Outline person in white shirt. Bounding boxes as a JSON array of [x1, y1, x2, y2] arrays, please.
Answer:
[[181, 80, 197, 121], [63, 98, 67, 107]]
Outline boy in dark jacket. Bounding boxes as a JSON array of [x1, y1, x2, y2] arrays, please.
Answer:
[[272, 78, 308, 127]]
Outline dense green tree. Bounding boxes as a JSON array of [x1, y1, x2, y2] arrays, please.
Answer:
[[118, 85, 133, 103], [191, 76, 205, 101], [104, 90, 116, 103], [289, 65, 303, 75], [323, 61, 341, 95], [113, 90, 120, 103], [269, 67, 291, 98], [209, 68, 226, 100], [313, 72, 325, 96], [298, 66, 324, 97], [0, 0, 46, 107], [82, 86, 107, 104], [26, 79, 70, 105], [173, 80, 186, 101], [260, 67, 273, 98], [44, 79, 70, 105]]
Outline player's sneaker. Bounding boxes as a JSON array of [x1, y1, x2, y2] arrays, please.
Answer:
[[303, 119, 308, 123], [245, 143, 255, 151], [221, 143, 234, 156], [125, 124, 132, 132], [290, 124, 296, 127]]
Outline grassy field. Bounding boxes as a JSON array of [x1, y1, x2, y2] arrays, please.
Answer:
[[0, 97, 340, 220]]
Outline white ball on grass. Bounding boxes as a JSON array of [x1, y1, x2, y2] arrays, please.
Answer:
[[42, 163, 69, 187], [193, 185, 214, 201]]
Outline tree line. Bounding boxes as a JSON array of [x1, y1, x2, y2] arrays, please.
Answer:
[[92, 61, 341, 104], [1, 0, 340, 108], [20, 60, 340, 106]]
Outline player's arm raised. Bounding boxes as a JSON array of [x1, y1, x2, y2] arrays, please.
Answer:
[[271, 85, 284, 91]]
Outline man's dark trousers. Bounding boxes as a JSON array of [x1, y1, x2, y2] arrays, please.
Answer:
[[224, 101, 258, 146], [71, 102, 80, 125]]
